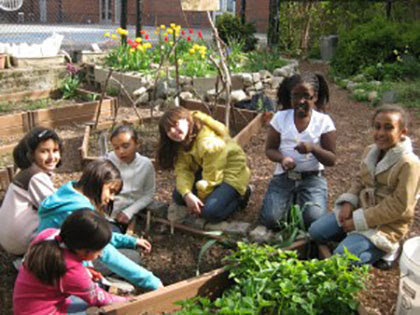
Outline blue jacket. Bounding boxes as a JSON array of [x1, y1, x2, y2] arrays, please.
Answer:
[[38, 181, 162, 290]]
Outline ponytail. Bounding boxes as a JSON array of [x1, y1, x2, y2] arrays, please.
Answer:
[[24, 239, 66, 286]]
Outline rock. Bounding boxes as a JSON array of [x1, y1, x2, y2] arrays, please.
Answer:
[[205, 88, 217, 102], [252, 72, 261, 83], [145, 201, 169, 218], [192, 77, 218, 96], [184, 216, 206, 229], [230, 89, 248, 103], [367, 91, 378, 102], [249, 225, 273, 243], [346, 81, 357, 91], [242, 73, 253, 87], [271, 76, 284, 89], [231, 75, 244, 90], [179, 75, 192, 86], [155, 80, 168, 99], [205, 221, 229, 232], [205, 221, 251, 236], [134, 92, 149, 105], [133, 86, 147, 97], [273, 67, 289, 77], [179, 91, 194, 100], [167, 203, 188, 223], [259, 69, 272, 80], [382, 90, 398, 104], [254, 81, 264, 91], [369, 80, 381, 87]]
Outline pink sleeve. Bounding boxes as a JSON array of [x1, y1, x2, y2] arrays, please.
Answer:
[[60, 263, 128, 307]]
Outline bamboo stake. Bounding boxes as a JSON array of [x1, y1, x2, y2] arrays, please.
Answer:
[[93, 68, 113, 129]]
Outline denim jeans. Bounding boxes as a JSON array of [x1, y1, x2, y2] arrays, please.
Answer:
[[173, 182, 240, 223], [67, 295, 87, 314], [260, 173, 327, 229], [308, 212, 385, 265]]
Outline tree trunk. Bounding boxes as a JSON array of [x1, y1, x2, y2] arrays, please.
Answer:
[[240, 0, 247, 24], [267, 0, 281, 48], [136, 0, 142, 38], [300, 2, 313, 57]]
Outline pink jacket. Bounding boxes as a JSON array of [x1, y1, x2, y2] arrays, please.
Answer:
[[13, 229, 127, 315]]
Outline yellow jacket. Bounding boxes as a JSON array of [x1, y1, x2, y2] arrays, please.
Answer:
[[175, 111, 250, 200]]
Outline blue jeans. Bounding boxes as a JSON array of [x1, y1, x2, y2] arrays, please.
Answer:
[[173, 182, 240, 223], [67, 295, 87, 314], [260, 173, 327, 229], [308, 213, 385, 265]]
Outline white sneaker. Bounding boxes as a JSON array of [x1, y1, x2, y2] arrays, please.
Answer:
[[12, 257, 23, 271]]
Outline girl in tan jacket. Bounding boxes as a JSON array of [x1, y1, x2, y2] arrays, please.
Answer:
[[309, 105, 420, 266]]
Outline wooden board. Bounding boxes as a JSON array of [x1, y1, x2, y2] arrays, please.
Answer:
[[88, 268, 231, 315]]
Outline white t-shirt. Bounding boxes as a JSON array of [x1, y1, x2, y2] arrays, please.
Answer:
[[270, 109, 336, 175]]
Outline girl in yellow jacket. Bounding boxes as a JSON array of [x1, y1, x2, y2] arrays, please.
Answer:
[[309, 105, 420, 267], [157, 107, 251, 223]]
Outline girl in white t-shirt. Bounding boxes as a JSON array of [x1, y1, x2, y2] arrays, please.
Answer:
[[260, 72, 337, 229]]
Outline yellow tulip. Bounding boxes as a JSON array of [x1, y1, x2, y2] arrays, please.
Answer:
[[135, 37, 142, 43], [111, 34, 118, 40], [144, 43, 152, 49], [138, 45, 145, 52], [170, 23, 176, 29], [116, 27, 123, 34], [169, 41, 174, 46], [160, 24, 166, 29], [154, 30, 159, 35], [121, 29, 129, 36], [193, 44, 200, 50], [104, 32, 110, 37], [189, 48, 195, 55], [130, 48, 135, 53], [167, 28, 173, 34]]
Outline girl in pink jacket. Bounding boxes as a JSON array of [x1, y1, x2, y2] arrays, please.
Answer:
[[13, 210, 128, 315]]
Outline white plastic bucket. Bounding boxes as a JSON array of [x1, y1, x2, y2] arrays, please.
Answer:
[[395, 237, 420, 315]]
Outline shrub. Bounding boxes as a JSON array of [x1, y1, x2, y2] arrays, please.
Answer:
[[216, 13, 258, 52], [331, 17, 420, 78], [245, 47, 288, 73]]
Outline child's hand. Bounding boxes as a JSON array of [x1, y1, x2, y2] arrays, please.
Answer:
[[281, 156, 296, 170], [184, 192, 203, 215], [338, 202, 354, 224], [342, 219, 355, 232], [116, 212, 130, 225], [294, 142, 313, 154], [86, 266, 103, 282], [136, 238, 152, 254]]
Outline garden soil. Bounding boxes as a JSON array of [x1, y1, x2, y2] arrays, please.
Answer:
[[0, 61, 419, 314]]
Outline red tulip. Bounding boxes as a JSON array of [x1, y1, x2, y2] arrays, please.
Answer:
[[187, 36, 191, 42], [198, 31, 202, 38], [164, 36, 169, 42], [145, 34, 149, 40], [189, 28, 193, 34], [127, 38, 134, 45], [140, 30, 145, 34], [181, 30, 186, 35]]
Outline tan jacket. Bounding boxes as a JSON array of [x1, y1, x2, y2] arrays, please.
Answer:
[[175, 111, 250, 200], [335, 137, 420, 252]]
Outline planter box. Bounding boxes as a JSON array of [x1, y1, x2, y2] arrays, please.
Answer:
[[88, 245, 369, 315], [11, 54, 66, 68], [0, 88, 116, 138]]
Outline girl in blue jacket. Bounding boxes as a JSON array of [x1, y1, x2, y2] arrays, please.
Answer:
[[37, 159, 163, 290]]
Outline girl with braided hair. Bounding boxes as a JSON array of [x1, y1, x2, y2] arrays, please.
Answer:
[[260, 72, 337, 229]]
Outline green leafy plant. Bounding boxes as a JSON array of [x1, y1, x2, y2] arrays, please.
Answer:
[[245, 48, 288, 73], [275, 204, 306, 248], [59, 63, 81, 100], [176, 243, 370, 314], [216, 13, 258, 52]]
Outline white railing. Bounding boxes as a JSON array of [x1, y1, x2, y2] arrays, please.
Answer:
[[0, 0, 24, 12]]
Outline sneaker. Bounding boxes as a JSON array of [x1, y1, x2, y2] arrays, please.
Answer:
[[12, 257, 23, 271], [102, 276, 136, 294], [373, 259, 393, 270], [239, 185, 254, 210]]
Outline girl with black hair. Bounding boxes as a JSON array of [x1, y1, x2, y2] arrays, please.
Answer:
[[37, 159, 162, 290], [13, 210, 128, 315], [0, 127, 63, 255], [106, 125, 155, 229], [260, 72, 337, 229]]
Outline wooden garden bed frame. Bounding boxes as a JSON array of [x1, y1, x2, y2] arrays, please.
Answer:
[[0, 88, 117, 191]]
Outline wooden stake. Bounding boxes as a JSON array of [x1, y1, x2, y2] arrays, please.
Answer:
[[94, 68, 113, 130], [146, 210, 151, 233]]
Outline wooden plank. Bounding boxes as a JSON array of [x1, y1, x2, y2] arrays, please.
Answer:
[[0, 169, 11, 191], [233, 112, 273, 148], [317, 244, 332, 259], [0, 113, 26, 136], [89, 268, 231, 315], [0, 89, 52, 102], [79, 126, 91, 162]]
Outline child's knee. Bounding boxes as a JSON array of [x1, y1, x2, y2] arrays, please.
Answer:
[[260, 205, 288, 229]]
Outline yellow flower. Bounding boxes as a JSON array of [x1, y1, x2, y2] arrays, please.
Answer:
[[170, 23, 176, 29], [111, 34, 118, 40], [193, 44, 200, 50], [135, 37, 142, 43], [175, 25, 181, 32], [164, 33, 168, 37], [200, 52, 206, 59], [393, 49, 399, 55], [167, 28, 173, 34], [397, 55, 402, 62], [144, 42, 152, 49], [137, 45, 145, 52], [116, 27, 123, 34], [121, 29, 129, 36], [160, 24, 166, 29], [169, 41, 174, 46], [154, 29, 159, 35], [175, 31, 180, 37], [129, 48, 135, 53], [104, 32, 110, 37], [179, 59, 184, 66], [189, 48, 195, 55]]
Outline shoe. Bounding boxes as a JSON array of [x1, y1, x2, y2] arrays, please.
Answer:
[[373, 259, 393, 270], [12, 257, 23, 271], [239, 185, 254, 210], [102, 276, 136, 294]]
